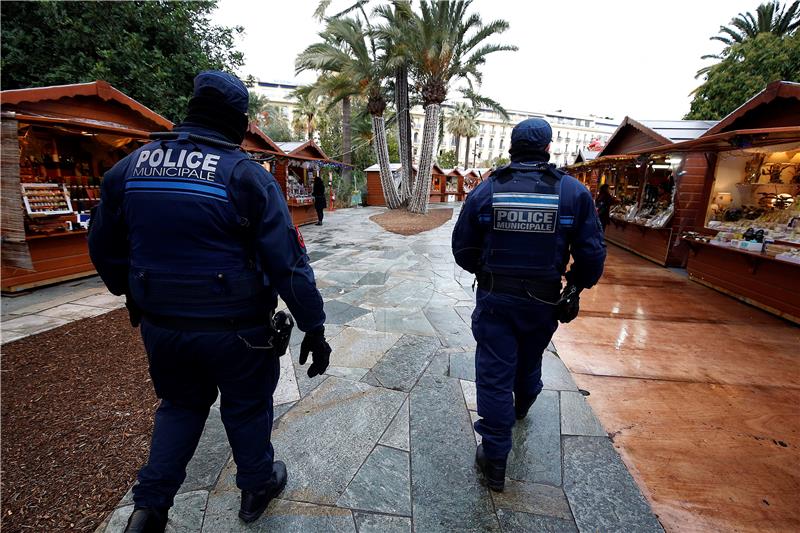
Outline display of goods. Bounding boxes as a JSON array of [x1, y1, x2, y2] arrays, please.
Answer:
[[21, 183, 73, 216]]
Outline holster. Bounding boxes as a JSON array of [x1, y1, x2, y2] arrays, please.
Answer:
[[270, 311, 294, 357]]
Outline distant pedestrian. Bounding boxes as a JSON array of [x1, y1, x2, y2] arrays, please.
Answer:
[[595, 183, 618, 231], [313, 175, 327, 225]]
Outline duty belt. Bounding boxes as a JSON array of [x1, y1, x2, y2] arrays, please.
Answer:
[[476, 271, 561, 302], [142, 313, 271, 332]]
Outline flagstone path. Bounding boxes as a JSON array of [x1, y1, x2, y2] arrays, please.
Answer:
[[1, 205, 662, 532]]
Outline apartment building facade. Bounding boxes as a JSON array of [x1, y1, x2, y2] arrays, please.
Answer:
[[253, 80, 617, 167]]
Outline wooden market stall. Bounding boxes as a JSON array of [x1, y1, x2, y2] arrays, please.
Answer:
[[275, 140, 339, 226], [672, 81, 800, 323], [570, 117, 718, 266], [429, 164, 448, 203], [365, 163, 416, 206], [1, 81, 172, 292], [570, 149, 601, 192], [442, 168, 465, 202]]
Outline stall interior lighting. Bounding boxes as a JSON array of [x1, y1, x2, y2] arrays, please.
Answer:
[[650, 164, 672, 169]]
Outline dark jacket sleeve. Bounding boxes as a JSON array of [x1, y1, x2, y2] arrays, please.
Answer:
[[567, 185, 606, 289], [452, 182, 490, 273], [230, 161, 326, 332], [88, 157, 131, 296]]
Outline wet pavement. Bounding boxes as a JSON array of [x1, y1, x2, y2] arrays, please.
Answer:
[[74, 205, 662, 532], [554, 246, 800, 532]]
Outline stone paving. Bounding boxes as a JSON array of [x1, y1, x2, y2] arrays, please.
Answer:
[[1, 205, 662, 532]]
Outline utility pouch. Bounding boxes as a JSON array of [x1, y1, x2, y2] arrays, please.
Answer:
[[271, 311, 294, 357]]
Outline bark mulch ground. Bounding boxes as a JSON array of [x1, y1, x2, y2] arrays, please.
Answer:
[[1, 308, 155, 533], [370, 207, 453, 236]]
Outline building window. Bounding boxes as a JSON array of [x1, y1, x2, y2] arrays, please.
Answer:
[[489, 138, 494, 149], [557, 131, 562, 140], [499, 138, 504, 149], [414, 131, 419, 143]]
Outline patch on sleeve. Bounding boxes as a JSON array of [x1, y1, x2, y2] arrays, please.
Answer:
[[295, 225, 306, 250], [492, 193, 559, 233]]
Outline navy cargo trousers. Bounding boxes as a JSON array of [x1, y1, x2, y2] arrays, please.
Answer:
[[132, 320, 280, 509], [472, 288, 559, 461]]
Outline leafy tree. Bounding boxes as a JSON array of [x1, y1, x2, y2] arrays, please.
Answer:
[[687, 32, 800, 119], [1, 1, 244, 123], [405, 0, 516, 213], [490, 155, 510, 168], [437, 150, 458, 168], [259, 104, 295, 142], [248, 92, 270, 122], [697, 1, 799, 77]]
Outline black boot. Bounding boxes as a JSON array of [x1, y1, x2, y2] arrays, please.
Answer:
[[239, 461, 288, 523], [515, 393, 538, 420], [124, 507, 168, 533], [475, 444, 506, 492]]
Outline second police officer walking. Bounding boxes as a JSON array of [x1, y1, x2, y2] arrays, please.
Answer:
[[88, 71, 331, 532], [452, 118, 606, 491]]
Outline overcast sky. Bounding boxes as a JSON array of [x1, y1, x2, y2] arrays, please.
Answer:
[[212, 0, 759, 121]]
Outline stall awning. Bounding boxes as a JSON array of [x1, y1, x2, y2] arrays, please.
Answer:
[[0, 80, 172, 134], [631, 126, 800, 155]]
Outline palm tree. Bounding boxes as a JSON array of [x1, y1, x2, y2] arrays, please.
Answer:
[[697, 1, 799, 77], [297, 17, 402, 208], [447, 102, 475, 169], [405, 0, 516, 213], [446, 102, 479, 169], [290, 87, 322, 141], [374, 1, 415, 202]]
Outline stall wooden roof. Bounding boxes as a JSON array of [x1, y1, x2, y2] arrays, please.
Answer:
[[364, 163, 417, 173], [598, 117, 717, 157], [242, 123, 284, 154], [0, 80, 172, 135], [703, 81, 800, 135], [277, 140, 330, 161], [574, 149, 600, 164], [443, 168, 463, 177]]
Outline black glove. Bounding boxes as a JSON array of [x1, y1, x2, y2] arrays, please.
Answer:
[[125, 294, 142, 328], [299, 326, 332, 378], [556, 284, 581, 324]]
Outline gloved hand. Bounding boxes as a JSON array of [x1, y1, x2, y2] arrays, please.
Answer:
[[125, 294, 142, 328], [556, 284, 581, 324], [299, 326, 332, 378]]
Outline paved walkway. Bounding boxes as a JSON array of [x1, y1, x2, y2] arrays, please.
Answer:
[[554, 246, 800, 532], [1, 205, 662, 532]]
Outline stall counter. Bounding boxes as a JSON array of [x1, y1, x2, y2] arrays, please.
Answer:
[[683, 238, 800, 324]]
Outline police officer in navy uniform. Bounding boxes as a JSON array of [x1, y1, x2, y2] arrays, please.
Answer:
[[452, 118, 606, 491], [89, 71, 331, 532]]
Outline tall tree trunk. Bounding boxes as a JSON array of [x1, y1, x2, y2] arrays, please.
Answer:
[[372, 114, 402, 209], [408, 103, 440, 214], [454, 135, 460, 165], [341, 96, 352, 194], [463, 136, 471, 169], [395, 64, 413, 201]]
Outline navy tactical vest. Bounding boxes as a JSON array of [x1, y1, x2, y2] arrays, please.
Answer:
[[122, 132, 271, 319], [481, 163, 575, 281]]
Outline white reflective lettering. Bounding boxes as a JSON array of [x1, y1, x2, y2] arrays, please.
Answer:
[[186, 152, 203, 169], [149, 149, 164, 166], [136, 150, 151, 167], [202, 154, 220, 172], [162, 149, 176, 167]]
